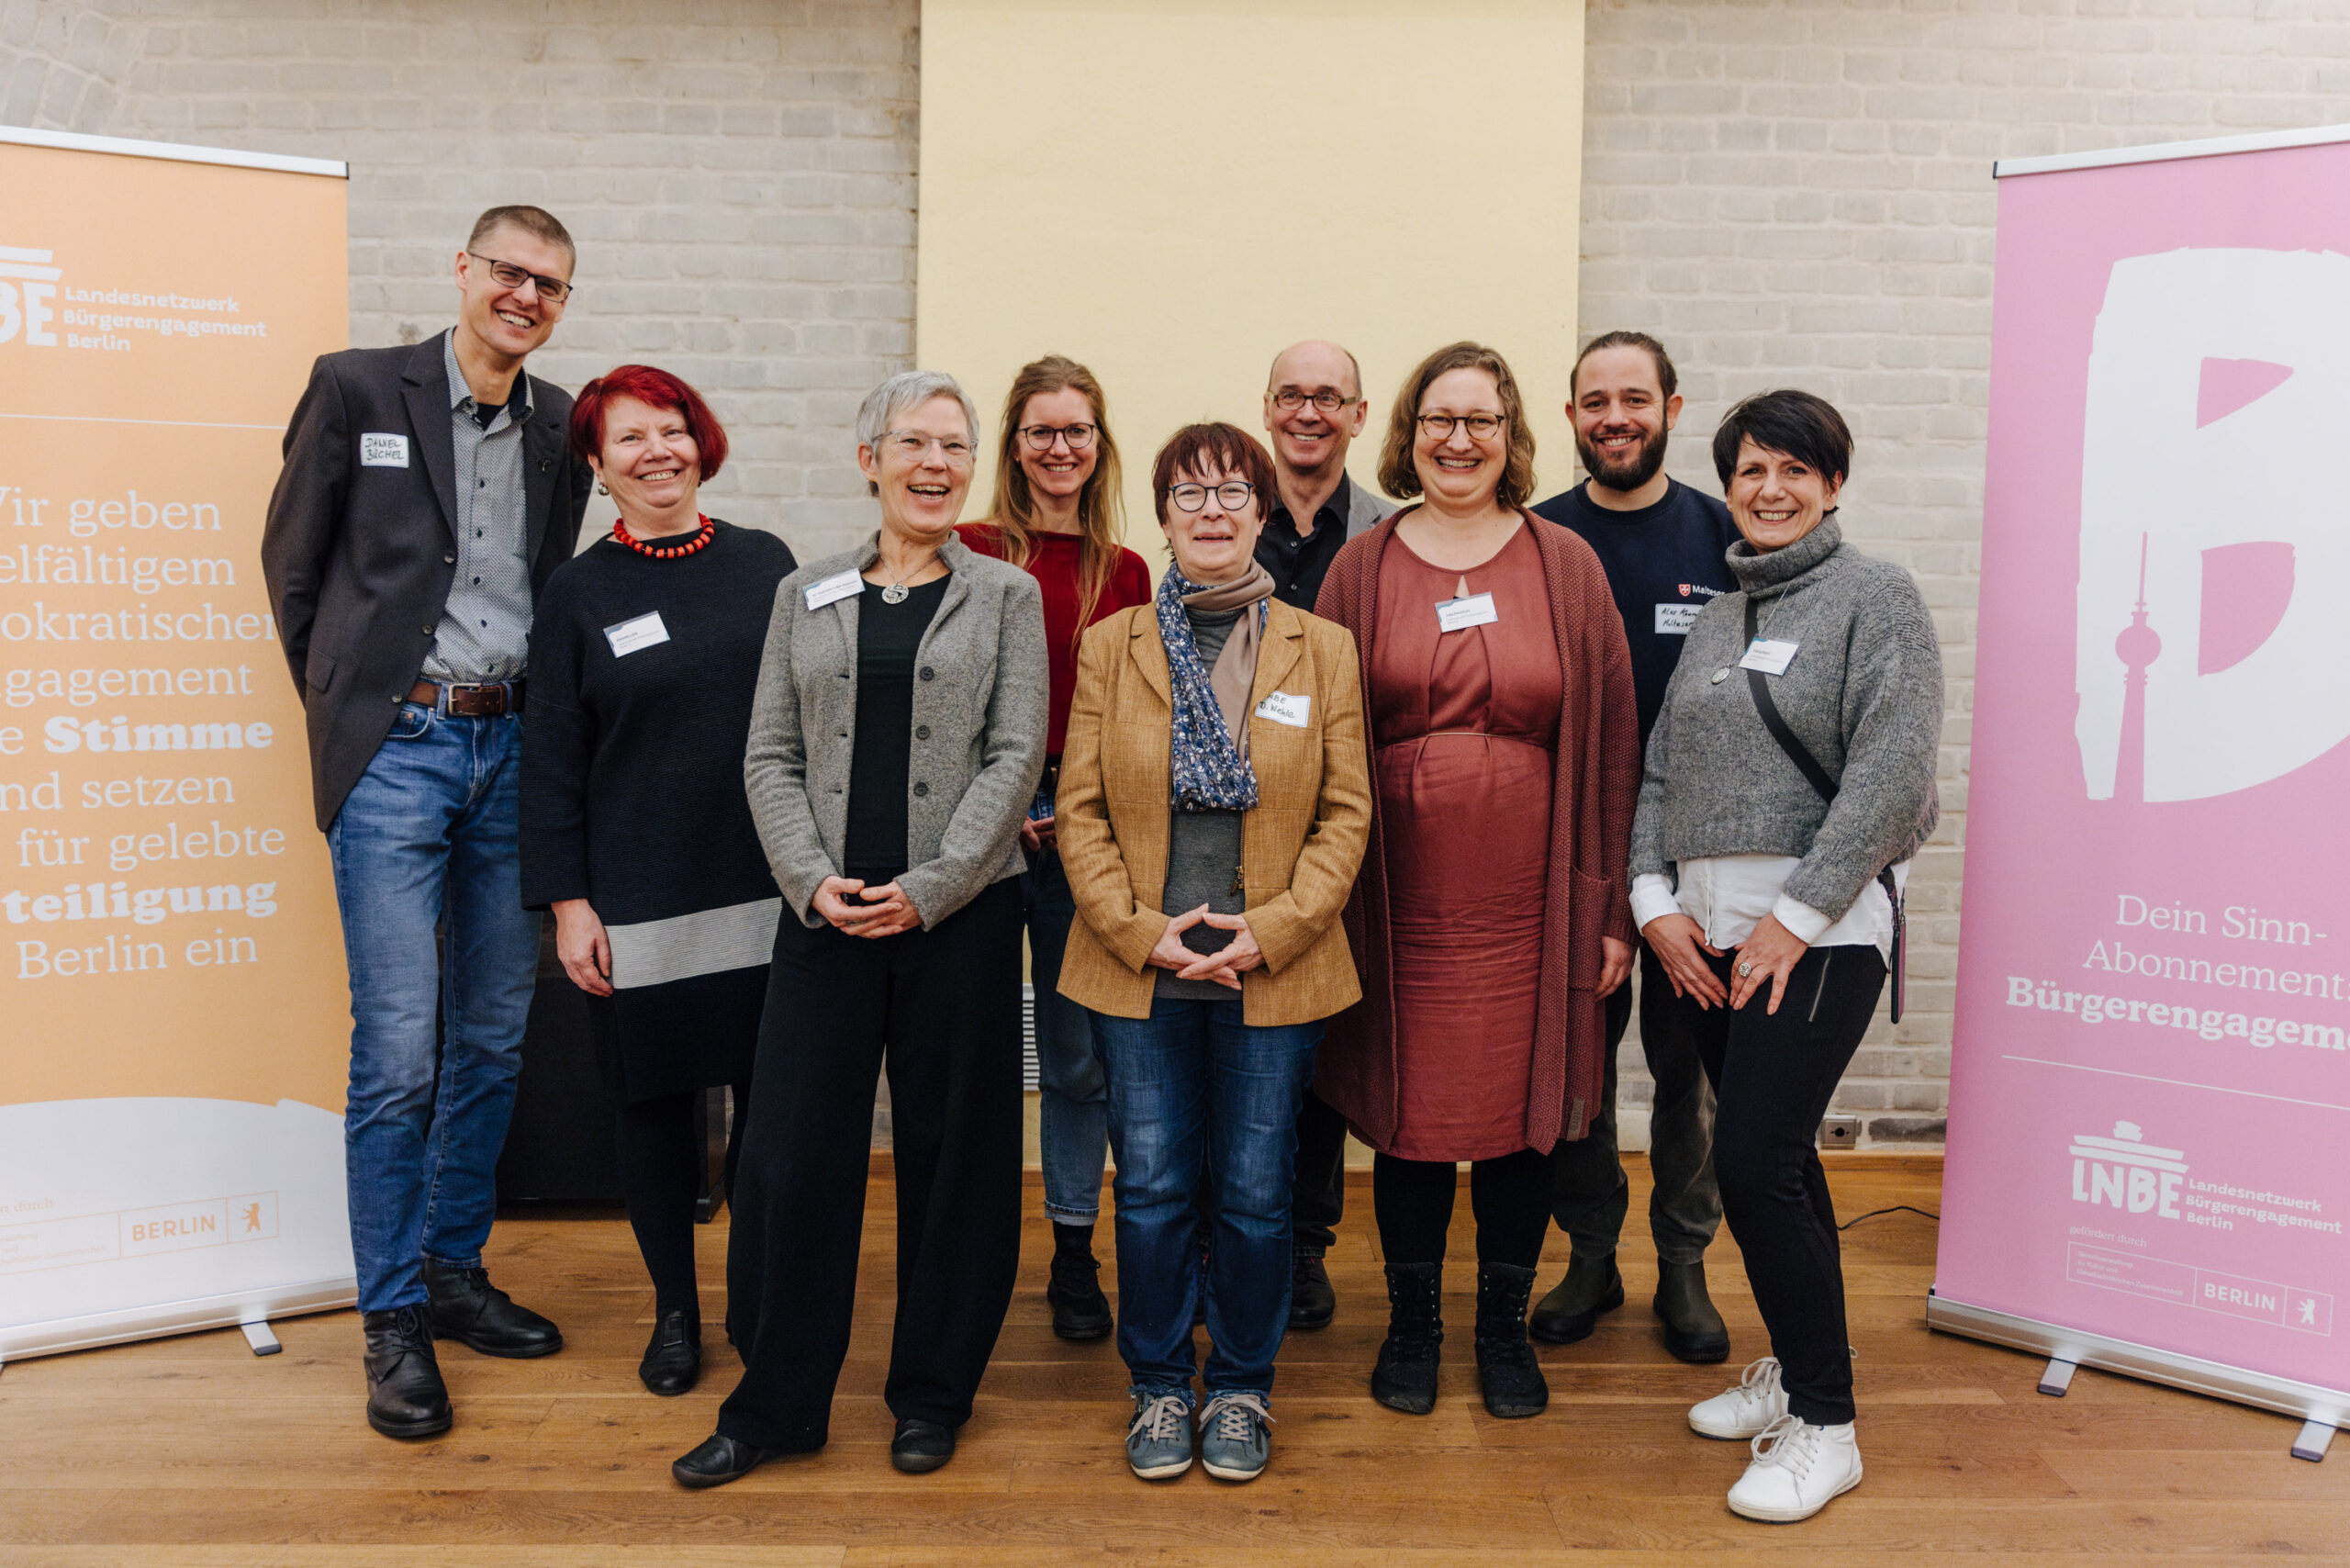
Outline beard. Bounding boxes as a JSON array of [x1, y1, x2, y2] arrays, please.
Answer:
[[1577, 423, 1668, 493]]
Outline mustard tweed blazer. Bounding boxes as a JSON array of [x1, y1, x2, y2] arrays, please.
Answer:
[[1056, 594, 1372, 1027]]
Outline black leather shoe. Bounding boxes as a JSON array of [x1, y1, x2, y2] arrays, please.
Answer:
[[1653, 1260, 1732, 1364], [672, 1432, 775, 1489], [363, 1305, 452, 1439], [639, 1306, 701, 1395], [424, 1258, 564, 1358], [890, 1417, 956, 1473], [1528, 1252, 1624, 1346], [1370, 1261, 1443, 1416], [1046, 1226, 1113, 1342], [1289, 1248, 1336, 1331]]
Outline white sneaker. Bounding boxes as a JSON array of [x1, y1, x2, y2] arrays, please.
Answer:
[[1726, 1415, 1862, 1522], [1688, 1355, 1787, 1439]]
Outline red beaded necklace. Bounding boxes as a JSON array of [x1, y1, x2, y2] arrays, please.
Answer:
[[613, 514, 714, 559]]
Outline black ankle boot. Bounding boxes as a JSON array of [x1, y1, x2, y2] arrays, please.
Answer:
[[1046, 1223, 1113, 1341], [1528, 1250, 1624, 1345], [1289, 1247, 1336, 1331], [1370, 1261, 1442, 1415], [1473, 1262, 1549, 1418], [423, 1258, 564, 1358], [639, 1305, 701, 1396], [363, 1305, 452, 1439], [1653, 1260, 1731, 1364]]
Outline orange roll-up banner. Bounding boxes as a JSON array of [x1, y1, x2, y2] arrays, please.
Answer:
[[0, 129, 353, 1361]]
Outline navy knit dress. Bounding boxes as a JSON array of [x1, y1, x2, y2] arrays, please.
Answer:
[[520, 519, 798, 1101]]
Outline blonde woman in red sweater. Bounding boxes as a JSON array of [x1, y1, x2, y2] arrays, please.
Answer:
[[957, 355, 1152, 1338]]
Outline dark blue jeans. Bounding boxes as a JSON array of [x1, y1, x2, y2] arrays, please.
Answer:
[[1091, 994, 1322, 1399], [1024, 849, 1107, 1225], [325, 704, 541, 1312]]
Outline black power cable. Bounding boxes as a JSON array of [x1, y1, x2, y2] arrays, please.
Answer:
[[1837, 1204, 1940, 1231]]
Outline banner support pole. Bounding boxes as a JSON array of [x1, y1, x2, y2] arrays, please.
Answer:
[[2292, 1420, 2335, 1462], [2036, 1359, 2078, 1397], [239, 1321, 282, 1357]]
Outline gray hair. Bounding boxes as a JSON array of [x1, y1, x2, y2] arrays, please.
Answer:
[[856, 369, 979, 452]]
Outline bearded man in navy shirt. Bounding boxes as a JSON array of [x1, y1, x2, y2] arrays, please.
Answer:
[[1527, 332, 1738, 1363]]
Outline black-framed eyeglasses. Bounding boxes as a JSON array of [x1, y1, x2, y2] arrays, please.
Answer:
[[1167, 481, 1255, 512], [1416, 412, 1505, 440], [1019, 422, 1097, 452], [1270, 388, 1359, 413], [467, 252, 574, 305]]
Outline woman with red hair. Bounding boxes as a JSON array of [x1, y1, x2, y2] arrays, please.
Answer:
[[520, 365, 797, 1397]]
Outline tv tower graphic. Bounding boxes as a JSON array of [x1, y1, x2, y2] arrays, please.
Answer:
[[2112, 532, 2161, 804]]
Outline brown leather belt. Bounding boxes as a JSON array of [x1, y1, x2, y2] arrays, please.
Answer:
[[408, 678, 523, 716]]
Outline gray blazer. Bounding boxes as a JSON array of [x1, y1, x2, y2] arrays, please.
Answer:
[[745, 530, 1048, 930], [1337, 471, 1393, 543]]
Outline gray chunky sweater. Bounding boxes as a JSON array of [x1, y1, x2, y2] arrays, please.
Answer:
[[1629, 515, 1942, 923]]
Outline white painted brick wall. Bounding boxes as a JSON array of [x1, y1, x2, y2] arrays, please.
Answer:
[[2, 0, 918, 559], [1582, 0, 2348, 1147]]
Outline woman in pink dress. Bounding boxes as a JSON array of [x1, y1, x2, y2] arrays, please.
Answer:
[[1315, 342, 1639, 1421]]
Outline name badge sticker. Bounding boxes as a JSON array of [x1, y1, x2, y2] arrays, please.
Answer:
[[1654, 602, 1702, 635], [1254, 690, 1311, 728], [1435, 592, 1499, 633], [803, 569, 864, 610], [360, 433, 409, 468], [1738, 637, 1799, 676], [603, 610, 671, 657]]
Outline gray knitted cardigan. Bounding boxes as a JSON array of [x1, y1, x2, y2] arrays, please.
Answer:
[[1628, 515, 1942, 923]]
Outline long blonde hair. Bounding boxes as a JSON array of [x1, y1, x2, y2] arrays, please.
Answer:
[[983, 355, 1126, 645]]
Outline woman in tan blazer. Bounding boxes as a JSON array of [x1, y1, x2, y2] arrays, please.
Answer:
[[1058, 422, 1371, 1486]]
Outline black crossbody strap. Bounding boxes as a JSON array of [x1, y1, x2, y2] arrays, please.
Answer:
[[1740, 595, 1905, 1021]]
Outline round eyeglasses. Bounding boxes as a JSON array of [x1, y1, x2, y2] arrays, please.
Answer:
[[1270, 389, 1359, 413], [1167, 481, 1256, 512], [1416, 412, 1505, 440], [1019, 422, 1097, 452]]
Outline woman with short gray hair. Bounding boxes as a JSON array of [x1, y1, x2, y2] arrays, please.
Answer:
[[1631, 388, 1940, 1523], [672, 370, 1048, 1489]]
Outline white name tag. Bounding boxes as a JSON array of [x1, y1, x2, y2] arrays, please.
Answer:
[[1654, 602, 1702, 635], [803, 569, 864, 610], [1254, 690, 1311, 728], [1436, 592, 1499, 633], [1739, 637, 1799, 676], [603, 610, 671, 657], [360, 433, 409, 468]]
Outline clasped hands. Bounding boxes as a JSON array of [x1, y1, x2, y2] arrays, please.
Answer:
[[814, 875, 922, 939], [1640, 910, 1807, 1014], [1147, 904, 1263, 991]]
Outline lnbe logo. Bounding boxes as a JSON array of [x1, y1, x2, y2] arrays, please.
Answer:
[[2076, 248, 2350, 801], [2069, 1120, 2186, 1220], [0, 244, 62, 347]]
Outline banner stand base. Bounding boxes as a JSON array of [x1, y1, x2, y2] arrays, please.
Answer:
[[1930, 1290, 2347, 1462], [240, 1321, 283, 1357]]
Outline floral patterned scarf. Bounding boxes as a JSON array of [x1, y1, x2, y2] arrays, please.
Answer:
[[1155, 560, 1274, 812]]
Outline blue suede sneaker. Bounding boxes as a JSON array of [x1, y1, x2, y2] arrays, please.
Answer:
[[1126, 1388, 1194, 1481], [1196, 1391, 1274, 1482]]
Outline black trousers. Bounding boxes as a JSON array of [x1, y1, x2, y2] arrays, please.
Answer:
[[1290, 1088, 1349, 1254], [1676, 943, 1885, 1426], [614, 1081, 752, 1316], [1548, 946, 1725, 1264], [1371, 1147, 1551, 1270], [718, 878, 1024, 1450]]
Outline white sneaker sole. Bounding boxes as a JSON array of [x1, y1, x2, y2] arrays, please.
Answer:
[[1689, 1407, 1779, 1439], [1201, 1456, 1267, 1483], [1728, 1462, 1862, 1522], [1130, 1456, 1192, 1481]]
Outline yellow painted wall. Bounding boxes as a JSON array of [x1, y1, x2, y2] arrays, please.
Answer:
[[917, 0, 1586, 553]]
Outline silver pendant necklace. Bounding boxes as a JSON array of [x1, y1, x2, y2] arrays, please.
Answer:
[[881, 580, 911, 605]]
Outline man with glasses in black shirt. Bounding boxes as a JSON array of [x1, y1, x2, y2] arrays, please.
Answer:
[[1248, 339, 1389, 1329]]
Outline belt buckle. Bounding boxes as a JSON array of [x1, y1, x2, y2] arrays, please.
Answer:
[[443, 680, 497, 717]]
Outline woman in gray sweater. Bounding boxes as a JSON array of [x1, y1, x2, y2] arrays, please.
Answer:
[[1628, 389, 1940, 1525], [671, 371, 1048, 1489]]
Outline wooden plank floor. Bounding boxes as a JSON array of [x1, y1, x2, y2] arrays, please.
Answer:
[[4, 1156, 2342, 1565]]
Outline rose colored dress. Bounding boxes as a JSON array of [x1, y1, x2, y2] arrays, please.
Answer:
[[1370, 522, 1562, 1160]]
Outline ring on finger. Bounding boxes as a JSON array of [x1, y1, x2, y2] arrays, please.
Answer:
[[1737, 959, 1754, 977]]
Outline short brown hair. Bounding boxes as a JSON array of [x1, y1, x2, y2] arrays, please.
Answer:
[[1150, 422, 1279, 528], [468, 205, 576, 263], [1572, 330, 1677, 400], [1377, 341, 1537, 510]]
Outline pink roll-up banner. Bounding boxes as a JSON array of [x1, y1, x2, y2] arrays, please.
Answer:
[[1933, 126, 2350, 1438]]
